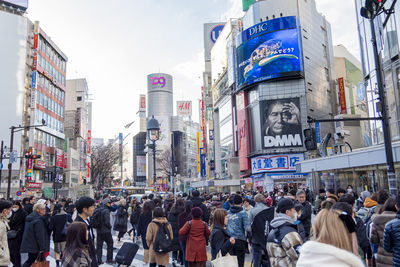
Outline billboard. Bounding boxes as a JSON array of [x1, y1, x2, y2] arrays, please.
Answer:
[[237, 91, 251, 171], [2, 0, 28, 10], [136, 155, 146, 177], [236, 16, 303, 89], [251, 153, 304, 174], [260, 97, 303, 148], [204, 23, 225, 61], [154, 116, 171, 147], [139, 94, 146, 112], [176, 101, 192, 116], [338, 77, 347, 114]]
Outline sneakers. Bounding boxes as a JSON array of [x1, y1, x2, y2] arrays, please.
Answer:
[[106, 260, 116, 264]]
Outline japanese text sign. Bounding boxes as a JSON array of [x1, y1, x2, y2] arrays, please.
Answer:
[[251, 153, 304, 174]]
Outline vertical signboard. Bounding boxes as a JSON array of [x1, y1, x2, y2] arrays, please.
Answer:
[[119, 133, 123, 166], [139, 94, 146, 112], [236, 91, 251, 171], [197, 132, 200, 173], [200, 148, 206, 177], [87, 130, 91, 154], [315, 122, 321, 144], [204, 23, 225, 61], [338, 77, 347, 114]]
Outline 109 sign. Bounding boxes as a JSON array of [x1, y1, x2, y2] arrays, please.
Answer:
[[150, 76, 166, 88]]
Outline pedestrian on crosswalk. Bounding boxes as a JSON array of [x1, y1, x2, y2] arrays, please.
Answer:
[[0, 200, 12, 267], [8, 200, 27, 267], [114, 199, 129, 245], [49, 204, 72, 267], [138, 200, 155, 266], [210, 208, 235, 260], [62, 222, 92, 267], [178, 200, 193, 267], [75, 196, 98, 267], [95, 198, 114, 265], [168, 198, 185, 267]]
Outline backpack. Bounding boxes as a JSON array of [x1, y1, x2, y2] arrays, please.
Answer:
[[358, 206, 375, 224], [153, 222, 173, 253], [90, 208, 102, 229]]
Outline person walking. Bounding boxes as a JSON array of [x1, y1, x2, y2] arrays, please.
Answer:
[[168, 199, 185, 267], [210, 208, 235, 260], [75, 197, 98, 267], [383, 194, 400, 267], [24, 196, 36, 215], [114, 199, 129, 244], [190, 190, 210, 223], [266, 198, 303, 267], [313, 189, 326, 214], [96, 198, 114, 264], [8, 200, 27, 267], [62, 222, 92, 267], [371, 197, 396, 267], [178, 201, 193, 267], [49, 204, 73, 267], [128, 200, 141, 242], [0, 200, 12, 267], [146, 207, 173, 267], [296, 190, 312, 240], [297, 206, 364, 267], [138, 200, 155, 266], [227, 195, 251, 267], [20, 203, 50, 267], [179, 207, 210, 267]]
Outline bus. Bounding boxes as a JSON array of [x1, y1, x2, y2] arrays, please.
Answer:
[[103, 186, 145, 198]]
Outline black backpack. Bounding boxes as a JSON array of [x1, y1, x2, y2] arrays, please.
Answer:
[[90, 208, 102, 229], [153, 222, 173, 253]]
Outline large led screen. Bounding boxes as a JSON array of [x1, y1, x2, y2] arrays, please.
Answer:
[[237, 17, 303, 89]]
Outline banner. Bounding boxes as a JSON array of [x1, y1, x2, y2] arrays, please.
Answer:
[[136, 155, 146, 177], [338, 77, 347, 114], [251, 153, 304, 174], [260, 97, 302, 148]]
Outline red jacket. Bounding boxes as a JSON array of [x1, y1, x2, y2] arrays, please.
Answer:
[[179, 218, 210, 262]]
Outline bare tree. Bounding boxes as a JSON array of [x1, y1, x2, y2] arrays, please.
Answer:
[[158, 148, 173, 178], [90, 144, 120, 187]]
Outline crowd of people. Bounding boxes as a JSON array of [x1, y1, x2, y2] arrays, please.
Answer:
[[0, 186, 400, 266]]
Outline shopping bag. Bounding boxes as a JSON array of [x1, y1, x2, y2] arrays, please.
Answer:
[[32, 253, 50, 267], [211, 251, 238, 267]]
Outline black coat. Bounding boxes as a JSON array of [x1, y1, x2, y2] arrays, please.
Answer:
[[168, 206, 184, 251], [49, 212, 72, 243], [97, 205, 112, 234], [75, 215, 98, 267], [113, 205, 128, 232], [297, 201, 312, 238], [8, 208, 27, 253], [24, 203, 33, 215], [137, 212, 152, 238], [20, 212, 50, 253], [210, 225, 233, 260], [130, 206, 141, 225], [191, 197, 210, 223]]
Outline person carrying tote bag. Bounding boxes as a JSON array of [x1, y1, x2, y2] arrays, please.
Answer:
[[211, 251, 238, 267], [31, 253, 49, 267]]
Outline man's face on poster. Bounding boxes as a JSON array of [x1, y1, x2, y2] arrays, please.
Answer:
[[267, 102, 289, 135]]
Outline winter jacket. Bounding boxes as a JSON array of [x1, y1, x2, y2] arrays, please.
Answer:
[[371, 211, 396, 267], [384, 212, 400, 266], [249, 202, 269, 223], [178, 210, 192, 243], [266, 213, 303, 267], [294, 220, 306, 243], [0, 215, 10, 266], [50, 210, 72, 243], [191, 197, 210, 223], [313, 195, 325, 213], [8, 208, 27, 254], [297, 240, 364, 267], [168, 205, 184, 251], [137, 212, 152, 238], [20, 211, 50, 253], [62, 249, 92, 267], [250, 203, 274, 246], [222, 201, 231, 211], [130, 206, 141, 225], [113, 205, 128, 232], [75, 215, 98, 267], [146, 217, 173, 267], [210, 224, 233, 260], [355, 216, 370, 250], [358, 198, 377, 223], [24, 203, 33, 215], [227, 205, 251, 241], [97, 204, 112, 234], [297, 201, 312, 238], [179, 218, 210, 262]]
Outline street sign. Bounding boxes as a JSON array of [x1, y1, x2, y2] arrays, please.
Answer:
[[16, 191, 22, 196]]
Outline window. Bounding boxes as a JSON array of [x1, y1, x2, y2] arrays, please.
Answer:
[[77, 96, 82, 101], [324, 67, 330, 81], [322, 44, 328, 58]]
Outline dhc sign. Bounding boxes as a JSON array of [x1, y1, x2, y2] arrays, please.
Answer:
[[210, 24, 224, 43]]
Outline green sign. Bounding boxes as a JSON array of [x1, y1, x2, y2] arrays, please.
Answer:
[[43, 187, 53, 198], [242, 0, 255, 11]]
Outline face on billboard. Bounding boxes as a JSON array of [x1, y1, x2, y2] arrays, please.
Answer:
[[260, 98, 302, 148], [237, 28, 303, 88]]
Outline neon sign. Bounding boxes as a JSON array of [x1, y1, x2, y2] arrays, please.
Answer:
[[150, 76, 166, 88]]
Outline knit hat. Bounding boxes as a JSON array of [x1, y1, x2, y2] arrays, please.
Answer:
[[254, 194, 266, 203], [233, 195, 243, 205], [102, 198, 111, 205], [277, 198, 295, 213], [191, 207, 203, 218], [361, 191, 371, 200]]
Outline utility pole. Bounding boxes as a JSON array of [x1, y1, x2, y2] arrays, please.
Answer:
[[0, 141, 3, 190], [7, 127, 15, 200], [152, 141, 156, 191]]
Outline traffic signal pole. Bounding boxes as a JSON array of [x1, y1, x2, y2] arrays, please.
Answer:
[[7, 127, 15, 200]]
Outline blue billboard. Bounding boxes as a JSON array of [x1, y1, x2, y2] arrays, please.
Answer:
[[236, 16, 303, 89]]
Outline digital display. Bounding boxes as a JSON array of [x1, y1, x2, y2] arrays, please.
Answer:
[[236, 16, 303, 89]]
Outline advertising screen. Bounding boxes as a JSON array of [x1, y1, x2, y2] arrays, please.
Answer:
[[136, 156, 146, 177], [237, 16, 303, 89], [260, 97, 302, 148]]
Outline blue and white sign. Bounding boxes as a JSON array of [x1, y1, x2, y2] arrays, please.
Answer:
[[265, 173, 308, 180], [31, 71, 37, 89], [210, 24, 224, 43], [251, 153, 304, 174], [315, 122, 321, 144], [204, 23, 225, 61], [357, 82, 366, 101]]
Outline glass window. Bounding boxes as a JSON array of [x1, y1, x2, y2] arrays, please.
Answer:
[[219, 99, 232, 123]]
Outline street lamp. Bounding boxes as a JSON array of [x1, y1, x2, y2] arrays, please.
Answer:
[[147, 116, 159, 191]]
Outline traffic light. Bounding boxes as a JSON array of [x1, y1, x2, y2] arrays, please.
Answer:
[[304, 128, 317, 151], [360, 0, 384, 19], [25, 154, 41, 159]]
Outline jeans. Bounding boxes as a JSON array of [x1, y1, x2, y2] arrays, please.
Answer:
[[180, 241, 188, 267], [252, 243, 270, 267], [10, 251, 22, 267], [232, 239, 247, 267], [97, 232, 114, 262]]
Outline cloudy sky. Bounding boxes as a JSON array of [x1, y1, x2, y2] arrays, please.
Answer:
[[26, 0, 360, 140]]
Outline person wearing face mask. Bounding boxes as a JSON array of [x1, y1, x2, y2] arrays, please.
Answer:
[[347, 185, 359, 200], [267, 198, 303, 267], [8, 200, 27, 267], [0, 200, 12, 267]]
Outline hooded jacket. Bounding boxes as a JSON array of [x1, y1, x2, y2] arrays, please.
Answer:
[[191, 197, 209, 223], [384, 212, 400, 266], [97, 204, 112, 234], [20, 211, 50, 253], [357, 197, 378, 223], [227, 205, 251, 241], [297, 241, 364, 267], [146, 217, 173, 266], [371, 211, 396, 267], [0, 214, 10, 266], [266, 213, 302, 267]]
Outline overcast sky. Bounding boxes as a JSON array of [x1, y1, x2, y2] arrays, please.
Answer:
[[26, 0, 360, 140]]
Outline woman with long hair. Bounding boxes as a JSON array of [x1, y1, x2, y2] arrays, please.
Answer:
[[210, 209, 234, 260], [137, 200, 155, 265], [8, 200, 27, 267], [62, 222, 91, 267], [168, 199, 185, 266], [114, 199, 129, 244], [178, 201, 193, 267], [297, 207, 364, 266]]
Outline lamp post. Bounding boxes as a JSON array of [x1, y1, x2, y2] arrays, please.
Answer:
[[147, 116, 159, 191]]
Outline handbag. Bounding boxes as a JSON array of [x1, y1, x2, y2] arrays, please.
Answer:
[[7, 229, 18, 239], [32, 253, 49, 267], [211, 251, 238, 267]]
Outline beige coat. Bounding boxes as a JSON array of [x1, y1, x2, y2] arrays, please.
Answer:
[[0, 215, 10, 266], [146, 217, 173, 266]]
